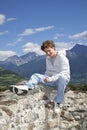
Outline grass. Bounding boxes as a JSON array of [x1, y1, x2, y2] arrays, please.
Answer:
[[0, 67, 26, 91], [68, 83, 87, 92]]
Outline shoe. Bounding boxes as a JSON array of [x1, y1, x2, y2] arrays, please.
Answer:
[[54, 102, 63, 113], [10, 85, 18, 93], [10, 85, 29, 94]]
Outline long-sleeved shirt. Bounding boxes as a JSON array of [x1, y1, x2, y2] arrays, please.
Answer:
[[45, 52, 70, 82]]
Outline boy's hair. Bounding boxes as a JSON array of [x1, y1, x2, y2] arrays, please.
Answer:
[[41, 40, 55, 51]]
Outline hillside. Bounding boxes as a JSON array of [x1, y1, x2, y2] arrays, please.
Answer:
[[0, 67, 26, 91], [66, 44, 87, 84]]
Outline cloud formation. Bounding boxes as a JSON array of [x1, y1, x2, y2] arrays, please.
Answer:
[[22, 42, 44, 55], [19, 26, 54, 37], [55, 42, 74, 51], [7, 18, 16, 22], [0, 14, 6, 25], [0, 30, 8, 36], [0, 14, 16, 25], [0, 51, 16, 61], [54, 33, 65, 39], [8, 25, 54, 46], [69, 31, 87, 40]]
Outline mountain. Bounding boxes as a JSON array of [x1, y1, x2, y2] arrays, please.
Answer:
[[0, 52, 40, 73], [0, 52, 39, 66], [66, 44, 87, 84], [0, 44, 87, 84], [15, 55, 46, 77]]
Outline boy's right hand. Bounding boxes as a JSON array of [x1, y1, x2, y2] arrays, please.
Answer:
[[44, 77, 50, 83]]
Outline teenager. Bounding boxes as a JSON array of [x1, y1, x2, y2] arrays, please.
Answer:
[[11, 40, 70, 112]]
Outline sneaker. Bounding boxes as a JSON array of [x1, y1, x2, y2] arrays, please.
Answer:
[[10, 85, 18, 93], [10, 85, 29, 94], [54, 103, 63, 113]]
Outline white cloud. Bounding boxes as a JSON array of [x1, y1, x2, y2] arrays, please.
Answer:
[[8, 26, 54, 46], [0, 30, 8, 36], [55, 42, 74, 51], [7, 37, 23, 46], [35, 26, 54, 32], [0, 51, 16, 61], [69, 31, 87, 40], [0, 14, 6, 25], [0, 13, 16, 25], [54, 33, 65, 39], [20, 28, 35, 36], [7, 17, 16, 22], [19, 26, 54, 36], [22, 42, 44, 55]]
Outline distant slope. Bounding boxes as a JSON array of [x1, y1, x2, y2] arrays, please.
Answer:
[[66, 44, 87, 84], [0, 52, 39, 66], [0, 67, 26, 91], [15, 55, 46, 78]]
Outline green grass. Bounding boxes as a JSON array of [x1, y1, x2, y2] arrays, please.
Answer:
[[68, 83, 87, 92], [0, 67, 26, 91]]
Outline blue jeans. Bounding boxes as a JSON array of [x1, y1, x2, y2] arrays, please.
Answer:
[[25, 73, 69, 104]]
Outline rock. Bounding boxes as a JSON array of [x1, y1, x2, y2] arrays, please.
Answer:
[[0, 85, 87, 130]]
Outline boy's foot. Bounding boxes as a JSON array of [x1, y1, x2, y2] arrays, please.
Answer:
[[10, 85, 29, 94], [54, 102, 63, 113]]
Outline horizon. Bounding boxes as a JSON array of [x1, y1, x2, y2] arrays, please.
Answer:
[[0, 0, 87, 61], [1, 43, 86, 61]]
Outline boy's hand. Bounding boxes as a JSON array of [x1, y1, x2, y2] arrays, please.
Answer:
[[44, 77, 49, 83]]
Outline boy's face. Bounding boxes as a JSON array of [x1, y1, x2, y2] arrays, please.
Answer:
[[44, 47, 56, 57]]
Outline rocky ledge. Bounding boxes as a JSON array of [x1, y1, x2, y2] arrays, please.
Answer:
[[0, 85, 87, 130]]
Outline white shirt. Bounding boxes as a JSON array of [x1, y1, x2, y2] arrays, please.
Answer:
[[45, 52, 70, 82]]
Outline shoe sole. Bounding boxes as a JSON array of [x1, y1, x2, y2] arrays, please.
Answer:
[[10, 85, 28, 95]]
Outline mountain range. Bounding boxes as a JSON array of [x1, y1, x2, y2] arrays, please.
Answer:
[[0, 44, 87, 84], [66, 44, 87, 84]]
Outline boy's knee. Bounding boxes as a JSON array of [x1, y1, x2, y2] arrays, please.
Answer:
[[58, 76, 65, 82], [57, 76, 67, 87]]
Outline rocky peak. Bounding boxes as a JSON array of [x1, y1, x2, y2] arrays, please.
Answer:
[[67, 44, 87, 56], [0, 85, 87, 130], [2, 52, 39, 66]]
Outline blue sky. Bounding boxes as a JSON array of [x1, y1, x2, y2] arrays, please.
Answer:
[[0, 0, 87, 61]]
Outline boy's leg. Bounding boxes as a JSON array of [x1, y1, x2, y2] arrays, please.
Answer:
[[40, 80, 58, 102], [25, 73, 46, 89], [54, 76, 69, 104], [10, 73, 46, 93]]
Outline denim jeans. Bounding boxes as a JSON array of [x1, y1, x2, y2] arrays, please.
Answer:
[[25, 73, 69, 104]]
